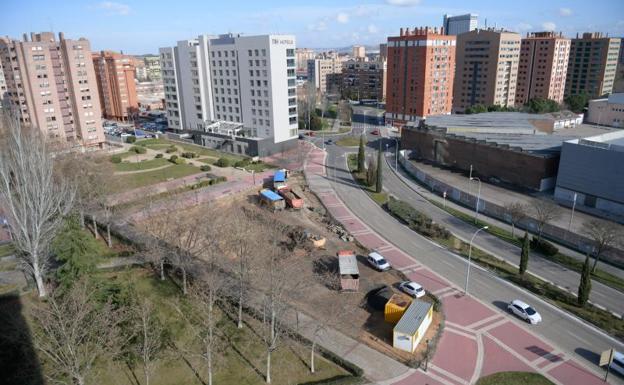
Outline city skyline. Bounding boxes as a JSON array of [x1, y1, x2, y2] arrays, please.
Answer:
[[1, 0, 623, 55]]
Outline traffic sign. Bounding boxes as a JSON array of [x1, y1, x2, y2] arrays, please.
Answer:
[[600, 348, 614, 367]]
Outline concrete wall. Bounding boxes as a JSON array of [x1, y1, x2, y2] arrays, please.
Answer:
[[400, 127, 559, 191]]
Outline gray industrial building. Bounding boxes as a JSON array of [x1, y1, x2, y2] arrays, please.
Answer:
[[555, 131, 624, 220]]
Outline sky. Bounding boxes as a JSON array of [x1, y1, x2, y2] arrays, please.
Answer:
[[2, 0, 623, 55]]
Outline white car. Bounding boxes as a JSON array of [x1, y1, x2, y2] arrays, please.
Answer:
[[399, 281, 425, 298], [610, 351, 624, 377], [367, 252, 391, 271], [507, 299, 542, 324]]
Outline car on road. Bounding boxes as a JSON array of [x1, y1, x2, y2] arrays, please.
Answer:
[[306, 131, 315, 137], [398, 281, 425, 298], [610, 351, 624, 377], [371, 130, 379, 135], [507, 299, 542, 324], [298, 134, 305, 139], [367, 252, 391, 271], [325, 139, 333, 145]]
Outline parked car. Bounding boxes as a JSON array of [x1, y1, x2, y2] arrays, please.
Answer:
[[507, 299, 542, 324], [298, 134, 305, 139], [371, 130, 379, 135], [398, 281, 425, 298], [325, 139, 333, 145], [367, 252, 391, 271], [610, 351, 624, 377]]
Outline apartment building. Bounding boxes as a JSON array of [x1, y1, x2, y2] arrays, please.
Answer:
[[379, 43, 388, 61], [443, 14, 478, 36], [453, 28, 521, 112], [159, 33, 298, 146], [341, 60, 386, 101], [565, 32, 621, 98], [0, 60, 6, 105], [92, 51, 138, 121], [352, 45, 366, 59], [307, 57, 343, 95], [296, 48, 315, 76], [385, 27, 456, 126], [0, 32, 104, 148], [516, 32, 571, 105]]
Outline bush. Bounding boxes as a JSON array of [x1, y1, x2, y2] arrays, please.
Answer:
[[130, 146, 147, 154], [216, 176, 227, 183], [386, 197, 451, 240], [181, 152, 198, 159], [165, 146, 177, 153], [215, 157, 230, 167], [200, 165, 211, 172], [155, 153, 163, 159], [110, 155, 122, 164], [169, 155, 178, 161], [234, 159, 250, 168], [531, 237, 559, 256], [192, 180, 211, 189], [126, 135, 136, 143]]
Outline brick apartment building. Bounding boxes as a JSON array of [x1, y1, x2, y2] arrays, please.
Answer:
[[385, 27, 456, 127], [516, 32, 571, 105], [453, 28, 521, 112], [92, 51, 138, 121], [341, 59, 386, 101], [565, 32, 621, 98], [0, 32, 104, 148]]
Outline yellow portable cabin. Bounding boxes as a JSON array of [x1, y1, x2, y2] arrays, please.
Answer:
[[384, 293, 412, 324], [392, 300, 433, 353]]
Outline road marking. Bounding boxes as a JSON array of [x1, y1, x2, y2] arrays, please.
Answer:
[[470, 334, 485, 385], [466, 314, 504, 331]]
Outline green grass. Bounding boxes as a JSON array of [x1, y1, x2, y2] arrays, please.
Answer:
[[136, 138, 245, 162], [336, 137, 362, 147], [346, 154, 388, 205], [242, 162, 276, 172], [112, 164, 201, 191], [429, 200, 624, 293], [0, 243, 15, 258], [476, 372, 555, 385], [114, 158, 171, 172]]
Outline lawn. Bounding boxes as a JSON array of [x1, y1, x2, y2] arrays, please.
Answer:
[[137, 138, 245, 162], [476, 372, 555, 385], [0, 243, 14, 258], [346, 153, 388, 205], [112, 163, 201, 191], [336, 136, 363, 147], [114, 158, 171, 172]]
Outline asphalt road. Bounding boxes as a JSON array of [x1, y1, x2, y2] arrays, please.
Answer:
[[311, 126, 624, 384]]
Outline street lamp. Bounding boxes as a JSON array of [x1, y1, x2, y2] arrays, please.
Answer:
[[392, 137, 399, 171], [464, 225, 488, 295], [470, 177, 482, 222], [567, 192, 578, 234]]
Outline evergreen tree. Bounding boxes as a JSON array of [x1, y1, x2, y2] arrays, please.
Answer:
[[376, 146, 383, 194], [519, 231, 529, 275], [357, 134, 365, 173], [578, 254, 592, 307]]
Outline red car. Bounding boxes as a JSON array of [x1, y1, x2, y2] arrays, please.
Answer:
[[371, 130, 379, 135], [305, 131, 315, 137]]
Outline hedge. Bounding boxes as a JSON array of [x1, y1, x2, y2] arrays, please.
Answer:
[[181, 152, 198, 159], [200, 165, 212, 172], [215, 157, 230, 167]]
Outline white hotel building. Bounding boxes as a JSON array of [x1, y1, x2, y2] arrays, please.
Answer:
[[159, 34, 298, 154]]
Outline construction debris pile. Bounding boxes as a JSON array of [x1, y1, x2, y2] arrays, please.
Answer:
[[327, 223, 354, 242]]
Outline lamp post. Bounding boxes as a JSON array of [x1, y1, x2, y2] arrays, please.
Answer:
[[567, 192, 578, 233], [470, 177, 482, 222], [393, 137, 399, 171], [464, 225, 489, 295]]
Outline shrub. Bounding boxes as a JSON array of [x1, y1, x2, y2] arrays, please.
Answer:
[[130, 146, 147, 154], [386, 197, 451, 240], [110, 155, 122, 164], [165, 146, 177, 153], [215, 157, 230, 167], [169, 155, 178, 161], [234, 159, 250, 168], [155, 153, 163, 159], [181, 152, 198, 159], [126, 135, 136, 143], [200, 165, 212, 172], [531, 237, 559, 256], [216, 176, 227, 183], [192, 180, 211, 189]]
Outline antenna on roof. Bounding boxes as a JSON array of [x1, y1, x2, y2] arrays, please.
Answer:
[[485, 18, 487, 28]]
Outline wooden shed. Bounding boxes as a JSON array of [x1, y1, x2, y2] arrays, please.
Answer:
[[337, 250, 359, 292], [384, 293, 412, 324], [392, 300, 433, 353]]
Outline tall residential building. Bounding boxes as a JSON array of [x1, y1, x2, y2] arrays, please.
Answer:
[[296, 48, 316, 75], [92, 51, 138, 121], [379, 43, 388, 61], [143, 55, 162, 81], [0, 32, 104, 148], [385, 27, 456, 126], [0, 60, 7, 105], [307, 58, 342, 94], [341, 60, 386, 101], [160, 33, 298, 144], [516, 32, 571, 105], [352, 45, 366, 59], [443, 14, 478, 36], [453, 28, 521, 112], [565, 32, 621, 98]]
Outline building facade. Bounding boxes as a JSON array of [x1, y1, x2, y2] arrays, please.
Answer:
[[0, 32, 104, 148], [341, 60, 386, 101], [385, 27, 455, 126], [379, 43, 388, 61], [443, 14, 478, 36], [586, 93, 624, 127], [453, 28, 521, 112], [136, 80, 164, 110], [159, 33, 298, 144], [516, 32, 570, 105], [307, 57, 342, 95], [352, 45, 366, 59], [0, 60, 6, 106], [296, 48, 315, 76], [565, 32, 621, 98], [92, 51, 138, 121], [143, 55, 161, 81]]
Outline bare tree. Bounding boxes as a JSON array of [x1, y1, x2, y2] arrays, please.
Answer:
[[504, 202, 527, 238], [101, 204, 116, 248], [141, 203, 175, 281], [132, 298, 167, 385], [531, 200, 561, 241], [0, 113, 75, 297], [29, 280, 126, 385], [584, 219, 622, 272]]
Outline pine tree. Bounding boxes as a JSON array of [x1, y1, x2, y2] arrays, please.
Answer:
[[578, 254, 592, 307], [375, 146, 383, 194], [357, 134, 365, 173], [519, 231, 529, 275]]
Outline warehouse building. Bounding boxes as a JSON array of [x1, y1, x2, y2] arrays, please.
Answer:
[[555, 131, 624, 219]]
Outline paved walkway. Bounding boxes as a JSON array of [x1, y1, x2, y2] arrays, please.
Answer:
[[303, 144, 612, 385]]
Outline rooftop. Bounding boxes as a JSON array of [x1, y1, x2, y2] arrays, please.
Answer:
[[569, 130, 624, 153], [394, 300, 432, 335]]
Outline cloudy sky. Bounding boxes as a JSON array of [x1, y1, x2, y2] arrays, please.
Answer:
[[2, 0, 623, 54]]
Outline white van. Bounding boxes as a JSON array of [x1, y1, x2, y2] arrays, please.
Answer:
[[611, 351, 624, 377]]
